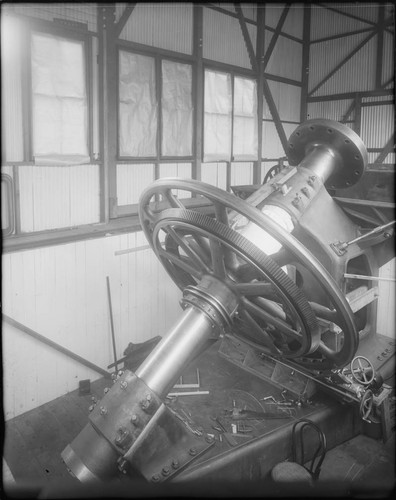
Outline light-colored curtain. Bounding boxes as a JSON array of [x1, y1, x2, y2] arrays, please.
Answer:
[[32, 33, 89, 164], [204, 69, 232, 161], [119, 51, 157, 157], [161, 60, 193, 157], [233, 76, 258, 160]]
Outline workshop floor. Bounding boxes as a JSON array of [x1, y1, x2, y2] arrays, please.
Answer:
[[3, 345, 395, 498]]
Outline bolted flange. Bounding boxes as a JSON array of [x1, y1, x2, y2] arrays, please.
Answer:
[[287, 119, 368, 189]]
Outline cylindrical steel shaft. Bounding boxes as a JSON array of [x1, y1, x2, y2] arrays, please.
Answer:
[[298, 144, 339, 184], [136, 306, 217, 396]]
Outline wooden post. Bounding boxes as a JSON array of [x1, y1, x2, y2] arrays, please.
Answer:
[[98, 5, 118, 222], [192, 4, 204, 181]]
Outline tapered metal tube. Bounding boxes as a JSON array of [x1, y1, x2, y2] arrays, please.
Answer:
[[299, 145, 339, 184], [136, 306, 216, 397]]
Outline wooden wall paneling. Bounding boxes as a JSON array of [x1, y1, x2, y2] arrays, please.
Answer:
[[265, 4, 286, 29], [308, 33, 371, 93], [230, 162, 253, 186], [203, 7, 252, 69], [158, 162, 194, 198], [120, 3, 193, 55], [264, 35, 302, 81], [91, 35, 100, 159], [265, 81, 301, 122], [1, 14, 24, 162], [117, 232, 135, 355], [18, 167, 35, 232], [135, 245, 153, 342], [2, 232, 186, 420], [261, 121, 296, 159], [83, 238, 108, 368], [310, 6, 374, 41], [382, 31, 394, 86], [360, 104, 394, 150], [201, 162, 227, 189], [103, 235, 122, 363], [117, 164, 155, 205], [9, 3, 98, 32], [282, 4, 304, 39], [241, 4, 257, 22], [69, 164, 101, 226], [306, 99, 354, 121], [29, 167, 70, 231], [377, 258, 396, 339]]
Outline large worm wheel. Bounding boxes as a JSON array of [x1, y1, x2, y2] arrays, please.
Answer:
[[139, 179, 358, 371]]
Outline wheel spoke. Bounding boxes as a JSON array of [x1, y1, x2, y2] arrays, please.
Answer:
[[239, 309, 282, 356], [251, 297, 287, 322], [209, 237, 227, 278], [186, 235, 212, 267], [162, 188, 185, 209], [166, 226, 212, 274], [234, 282, 275, 297], [242, 297, 301, 341], [309, 302, 339, 323], [270, 247, 294, 267], [158, 249, 203, 280], [213, 202, 229, 226], [317, 341, 338, 362]]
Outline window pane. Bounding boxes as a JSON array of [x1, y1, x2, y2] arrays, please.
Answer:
[[2, 174, 14, 236], [233, 77, 258, 160], [161, 60, 193, 157], [204, 70, 232, 162], [31, 33, 88, 158], [119, 51, 157, 157]]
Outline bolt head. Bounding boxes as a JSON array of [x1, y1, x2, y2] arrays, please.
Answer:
[[120, 381, 128, 390], [131, 414, 138, 423], [100, 406, 108, 415], [189, 447, 197, 456], [152, 474, 161, 482], [162, 466, 170, 476], [171, 459, 180, 469]]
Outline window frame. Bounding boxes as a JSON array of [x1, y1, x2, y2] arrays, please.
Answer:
[[28, 23, 93, 163], [116, 46, 194, 163], [1, 173, 15, 236], [203, 65, 258, 163]]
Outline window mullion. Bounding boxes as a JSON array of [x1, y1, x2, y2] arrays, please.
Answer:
[[231, 73, 235, 162], [24, 25, 33, 162], [155, 56, 162, 167]]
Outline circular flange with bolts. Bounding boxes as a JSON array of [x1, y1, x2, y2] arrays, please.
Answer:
[[287, 119, 368, 190], [139, 178, 358, 371], [350, 356, 375, 385]]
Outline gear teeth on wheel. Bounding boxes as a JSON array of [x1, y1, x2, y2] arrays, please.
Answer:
[[155, 208, 320, 358]]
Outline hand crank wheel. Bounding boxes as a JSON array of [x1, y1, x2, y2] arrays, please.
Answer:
[[139, 178, 358, 371], [351, 356, 375, 385]]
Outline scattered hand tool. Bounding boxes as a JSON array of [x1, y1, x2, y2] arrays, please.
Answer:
[[210, 416, 238, 446], [225, 407, 291, 420]]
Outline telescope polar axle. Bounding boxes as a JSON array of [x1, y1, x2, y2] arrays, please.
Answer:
[[62, 119, 383, 484]]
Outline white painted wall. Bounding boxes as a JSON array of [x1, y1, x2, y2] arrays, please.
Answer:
[[377, 258, 396, 339], [2, 232, 182, 420]]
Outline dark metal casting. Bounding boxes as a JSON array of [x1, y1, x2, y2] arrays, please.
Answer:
[[62, 119, 394, 484]]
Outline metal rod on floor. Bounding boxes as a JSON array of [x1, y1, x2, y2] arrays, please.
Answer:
[[3, 314, 111, 379], [106, 276, 119, 374]]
